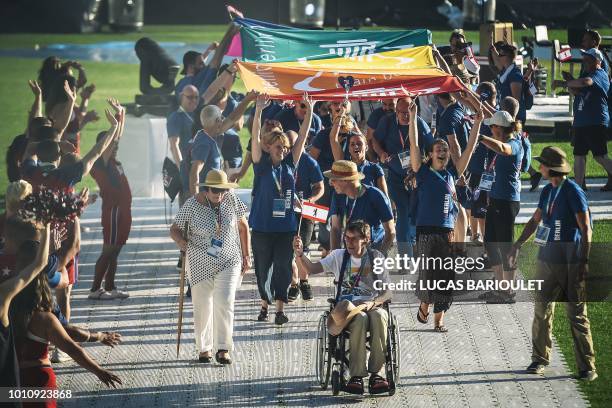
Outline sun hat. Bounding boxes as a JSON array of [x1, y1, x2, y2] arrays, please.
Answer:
[[534, 146, 571, 174], [327, 300, 369, 336], [484, 110, 514, 127], [323, 160, 365, 181], [198, 169, 239, 189]]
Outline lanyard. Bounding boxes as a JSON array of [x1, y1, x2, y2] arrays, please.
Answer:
[[546, 180, 565, 218], [345, 250, 369, 292], [271, 165, 283, 197], [346, 184, 363, 222], [486, 154, 498, 172], [205, 196, 222, 237], [429, 167, 455, 196], [397, 119, 410, 150], [179, 107, 194, 123]]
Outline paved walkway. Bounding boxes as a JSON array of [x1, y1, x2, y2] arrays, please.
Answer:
[[54, 198, 591, 407]]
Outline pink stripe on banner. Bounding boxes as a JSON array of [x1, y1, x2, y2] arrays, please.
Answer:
[[226, 33, 243, 58]]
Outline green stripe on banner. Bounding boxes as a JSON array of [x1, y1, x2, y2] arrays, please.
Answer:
[[240, 27, 432, 63]]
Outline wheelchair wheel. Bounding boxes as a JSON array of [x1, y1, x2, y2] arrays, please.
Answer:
[[316, 313, 332, 389], [386, 311, 401, 395]]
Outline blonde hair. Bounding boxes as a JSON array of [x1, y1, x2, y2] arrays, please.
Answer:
[[6, 180, 32, 214], [268, 131, 291, 150], [339, 115, 355, 134]]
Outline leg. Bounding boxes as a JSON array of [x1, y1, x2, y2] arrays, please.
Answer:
[[573, 155, 587, 187], [564, 302, 596, 372], [91, 245, 116, 291], [213, 264, 241, 353], [272, 232, 294, 311], [387, 177, 412, 257], [251, 231, 274, 306], [347, 312, 369, 378], [102, 245, 123, 292], [593, 154, 612, 176], [55, 285, 72, 322], [191, 279, 214, 355], [531, 301, 556, 365], [367, 308, 389, 374]]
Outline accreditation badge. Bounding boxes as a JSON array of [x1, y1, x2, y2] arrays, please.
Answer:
[[273, 199, 286, 218], [207, 238, 224, 258], [398, 150, 410, 169], [479, 171, 495, 191], [534, 224, 551, 247]]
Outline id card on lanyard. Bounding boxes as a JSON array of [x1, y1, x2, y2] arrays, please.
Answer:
[[272, 166, 287, 218], [535, 181, 565, 246], [429, 167, 456, 215], [398, 125, 411, 169], [479, 154, 497, 192], [206, 198, 224, 257]]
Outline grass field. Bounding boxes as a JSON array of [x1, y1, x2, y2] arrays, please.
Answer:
[[0, 25, 610, 405], [515, 220, 612, 408]]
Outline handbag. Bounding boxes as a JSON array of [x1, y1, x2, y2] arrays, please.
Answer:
[[162, 157, 182, 202]]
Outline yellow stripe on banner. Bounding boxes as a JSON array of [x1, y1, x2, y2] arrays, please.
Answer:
[[275, 46, 436, 71]]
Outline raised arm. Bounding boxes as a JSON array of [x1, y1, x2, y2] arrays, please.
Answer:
[[100, 99, 125, 164], [480, 135, 514, 156], [293, 94, 314, 164], [454, 106, 483, 176], [81, 108, 119, 176], [202, 62, 237, 104], [214, 90, 257, 136], [50, 80, 77, 138], [408, 101, 423, 173], [26, 80, 43, 132], [250, 94, 267, 164], [293, 235, 324, 277], [329, 112, 345, 161]]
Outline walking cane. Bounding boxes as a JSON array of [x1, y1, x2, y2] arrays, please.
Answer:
[[176, 221, 189, 358]]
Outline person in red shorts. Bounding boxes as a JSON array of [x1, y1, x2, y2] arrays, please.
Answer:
[[89, 100, 131, 300]]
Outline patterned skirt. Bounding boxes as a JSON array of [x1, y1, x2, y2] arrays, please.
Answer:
[[415, 230, 455, 307]]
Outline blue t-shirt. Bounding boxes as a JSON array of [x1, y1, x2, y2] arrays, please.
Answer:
[[374, 114, 433, 180], [295, 153, 324, 200], [497, 64, 526, 122], [273, 108, 322, 139], [321, 114, 332, 129], [436, 102, 470, 151], [468, 123, 492, 175], [415, 165, 459, 228], [573, 68, 610, 128], [261, 102, 284, 122], [367, 107, 392, 130], [175, 66, 216, 101], [536, 179, 589, 263], [166, 108, 195, 157], [220, 129, 243, 169], [330, 184, 393, 245], [359, 160, 384, 187], [311, 128, 351, 172], [489, 137, 523, 202], [191, 130, 222, 186], [222, 95, 238, 117], [249, 154, 297, 232]]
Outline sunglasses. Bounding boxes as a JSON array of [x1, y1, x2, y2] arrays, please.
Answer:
[[208, 187, 228, 194]]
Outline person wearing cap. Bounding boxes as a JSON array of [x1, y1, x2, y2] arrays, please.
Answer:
[[327, 160, 395, 254], [189, 90, 257, 196], [508, 147, 596, 382], [167, 85, 199, 206], [410, 101, 482, 332], [558, 48, 612, 192], [490, 43, 527, 123], [175, 43, 218, 102], [292, 220, 392, 395], [273, 99, 322, 141], [478, 110, 523, 304], [372, 97, 434, 259], [249, 93, 313, 326], [170, 169, 250, 365]]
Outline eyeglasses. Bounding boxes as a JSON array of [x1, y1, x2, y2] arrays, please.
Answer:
[[208, 187, 228, 194], [184, 95, 198, 100]]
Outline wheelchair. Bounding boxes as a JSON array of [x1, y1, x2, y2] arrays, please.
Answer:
[[315, 298, 400, 396]]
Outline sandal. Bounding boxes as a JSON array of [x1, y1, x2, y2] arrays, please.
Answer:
[[215, 350, 232, 365], [257, 306, 269, 321], [369, 374, 390, 395], [198, 353, 212, 363], [433, 324, 448, 333], [416, 303, 429, 324], [344, 376, 364, 395]]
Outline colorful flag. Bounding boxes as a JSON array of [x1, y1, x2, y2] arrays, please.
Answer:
[[240, 26, 431, 62], [301, 202, 329, 223]]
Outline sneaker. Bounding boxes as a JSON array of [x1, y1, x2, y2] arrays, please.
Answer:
[[88, 288, 113, 300], [299, 280, 313, 301], [51, 348, 72, 363], [257, 307, 269, 322], [526, 362, 547, 374], [471, 233, 483, 245], [176, 257, 182, 271], [601, 175, 612, 192], [576, 370, 598, 381], [274, 311, 289, 326], [109, 289, 129, 299], [529, 172, 542, 192], [287, 285, 300, 302]]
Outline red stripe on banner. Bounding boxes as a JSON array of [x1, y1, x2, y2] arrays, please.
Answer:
[[303, 202, 329, 211], [302, 213, 327, 223]]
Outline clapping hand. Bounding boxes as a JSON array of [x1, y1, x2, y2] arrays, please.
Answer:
[[83, 110, 100, 123], [105, 109, 119, 127], [28, 80, 42, 98], [81, 83, 96, 100], [63, 80, 77, 102], [301, 92, 314, 111], [255, 93, 270, 109]]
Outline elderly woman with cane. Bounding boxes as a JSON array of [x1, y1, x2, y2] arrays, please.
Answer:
[[170, 169, 250, 364]]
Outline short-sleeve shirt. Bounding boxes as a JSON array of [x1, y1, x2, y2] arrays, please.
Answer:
[[436, 101, 470, 151], [173, 193, 247, 285], [249, 154, 297, 232], [166, 108, 195, 157], [573, 68, 610, 128], [90, 158, 132, 210], [367, 107, 392, 130], [489, 137, 523, 202], [374, 114, 434, 180], [21, 159, 83, 191], [175, 66, 216, 101], [261, 102, 284, 122], [319, 249, 390, 303], [311, 128, 351, 172], [222, 95, 238, 117], [330, 184, 393, 245], [295, 153, 324, 200], [497, 64, 526, 122], [415, 165, 459, 228], [468, 124, 493, 175], [220, 129, 243, 168], [536, 179, 589, 263], [190, 130, 222, 186], [273, 108, 322, 138]]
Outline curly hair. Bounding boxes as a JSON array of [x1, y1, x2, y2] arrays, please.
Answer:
[[345, 219, 371, 242]]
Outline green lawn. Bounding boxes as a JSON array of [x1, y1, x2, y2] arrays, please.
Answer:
[[515, 220, 612, 408]]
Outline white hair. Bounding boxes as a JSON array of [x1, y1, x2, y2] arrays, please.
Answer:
[[200, 105, 223, 129]]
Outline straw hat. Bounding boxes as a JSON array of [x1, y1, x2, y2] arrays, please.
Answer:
[[198, 169, 239, 189], [327, 300, 369, 336], [323, 160, 365, 181], [534, 146, 571, 174]]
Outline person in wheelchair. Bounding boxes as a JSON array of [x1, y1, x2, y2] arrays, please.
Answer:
[[293, 220, 392, 395]]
